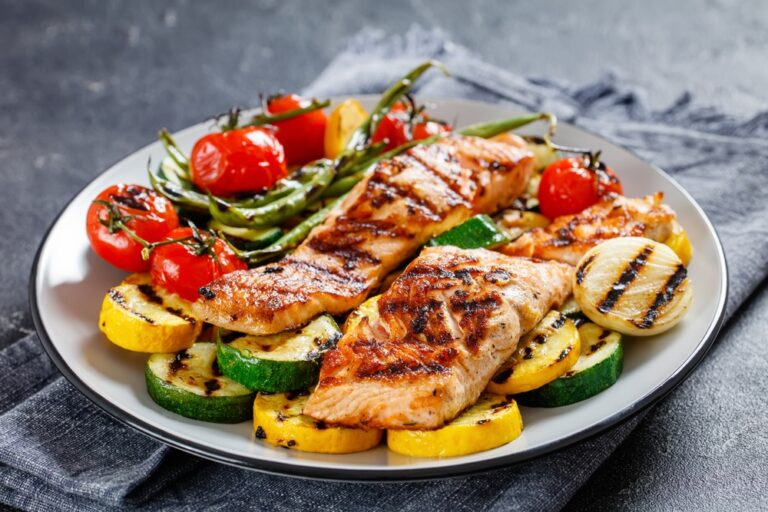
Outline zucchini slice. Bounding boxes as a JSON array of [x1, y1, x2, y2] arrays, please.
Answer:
[[146, 343, 255, 423], [216, 315, 342, 393], [516, 322, 623, 407], [99, 273, 201, 353], [253, 392, 382, 453], [558, 296, 587, 323], [426, 214, 509, 250], [387, 393, 523, 458], [486, 311, 580, 395]]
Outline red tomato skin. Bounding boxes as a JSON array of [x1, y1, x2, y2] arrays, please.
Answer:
[[86, 184, 179, 272], [190, 127, 287, 197], [149, 227, 247, 301], [267, 94, 328, 166], [372, 104, 452, 150], [412, 120, 452, 141], [538, 158, 623, 219], [371, 103, 410, 151]]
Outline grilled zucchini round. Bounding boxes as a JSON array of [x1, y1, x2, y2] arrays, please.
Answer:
[[486, 311, 580, 395], [574, 237, 693, 336], [516, 322, 623, 407], [387, 393, 523, 458], [253, 392, 382, 453], [146, 343, 255, 423], [216, 315, 341, 393]]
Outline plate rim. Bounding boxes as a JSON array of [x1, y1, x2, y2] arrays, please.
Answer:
[[28, 97, 729, 481]]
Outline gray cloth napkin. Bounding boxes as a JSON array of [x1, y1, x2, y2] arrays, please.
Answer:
[[2, 27, 767, 511]]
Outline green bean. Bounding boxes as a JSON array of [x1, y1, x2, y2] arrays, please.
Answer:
[[225, 179, 304, 209], [158, 129, 190, 175], [232, 194, 346, 266], [150, 169, 220, 212], [245, 98, 331, 128], [336, 60, 448, 174], [320, 173, 363, 198], [208, 160, 335, 228], [335, 141, 386, 178], [327, 134, 442, 196], [459, 112, 557, 139]]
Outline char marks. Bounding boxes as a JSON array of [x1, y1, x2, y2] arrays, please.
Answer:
[[634, 264, 688, 329], [597, 245, 654, 314], [303, 246, 573, 429], [191, 136, 534, 335]]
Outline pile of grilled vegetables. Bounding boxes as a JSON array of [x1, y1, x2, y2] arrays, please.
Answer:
[[98, 198, 692, 457]]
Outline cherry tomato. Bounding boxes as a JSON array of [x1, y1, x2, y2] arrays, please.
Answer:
[[412, 120, 452, 141], [372, 103, 453, 151], [267, 94, 328, 165], [538, 157, 623, 219], [150, 227, 247, 301], [371, 103, 410, 151], [190, 126, 287, 197], [86, 184, 179, 272]]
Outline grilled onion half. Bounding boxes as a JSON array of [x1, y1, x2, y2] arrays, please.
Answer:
[[573, 237, 693, 336]]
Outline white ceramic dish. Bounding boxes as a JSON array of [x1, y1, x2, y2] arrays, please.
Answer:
[[30, 97, 727, 480]]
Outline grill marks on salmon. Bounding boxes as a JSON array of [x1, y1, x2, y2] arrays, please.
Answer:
[[193, 136, 534, 335], [500, 193, 676, 265], [303, 246, 573, 430]]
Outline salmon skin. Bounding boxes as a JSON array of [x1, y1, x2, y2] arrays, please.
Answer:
[[303, 246, 572, 430], [500, 193, 676, 266], [193, 135, 534, 335]]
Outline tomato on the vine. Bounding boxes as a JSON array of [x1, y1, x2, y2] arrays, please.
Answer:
[[86, 184, 179, 272], [189, 126, 287, 197], [537, 157, 623, 219], [149, 227, 247, 301], [267, 94, 328, 166], [371, 102, 452, 151]]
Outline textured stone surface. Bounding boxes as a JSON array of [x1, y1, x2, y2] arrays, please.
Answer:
[[1, 1, 766, 510]]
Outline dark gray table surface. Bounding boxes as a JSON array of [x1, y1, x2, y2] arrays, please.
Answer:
[[2, 1, 766, 510]]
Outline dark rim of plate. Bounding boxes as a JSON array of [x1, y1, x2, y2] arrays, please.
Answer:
[[28, 100, 729, 482]]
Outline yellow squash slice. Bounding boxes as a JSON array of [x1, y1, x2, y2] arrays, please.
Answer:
[[664, 222, 693, 266], [324, 98, 368, 159], [486, 310, 580, 395], [253, 392, 382, 453], [99, 273, 201, 353], [387, 394, 523, 457], [342, 294, 381, 333]]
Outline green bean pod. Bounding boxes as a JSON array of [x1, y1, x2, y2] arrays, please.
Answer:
[[336, 60, 448, 173], [208, 160, 335, 228], [459, 112, 557, 139], [233, 194, 346, 266], [158, 129, 190, 175], [150, 170, 225, 213]]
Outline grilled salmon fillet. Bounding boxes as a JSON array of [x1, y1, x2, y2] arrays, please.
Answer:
[[303, 246, 572, 430], [500, 193, 676, 265], [193, 136, 534, 335]]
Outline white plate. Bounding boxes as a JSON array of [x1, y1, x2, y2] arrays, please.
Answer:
[[30, 97, 727, 480]]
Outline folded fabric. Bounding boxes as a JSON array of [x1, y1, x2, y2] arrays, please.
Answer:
[[2, 27, 767, 512]]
